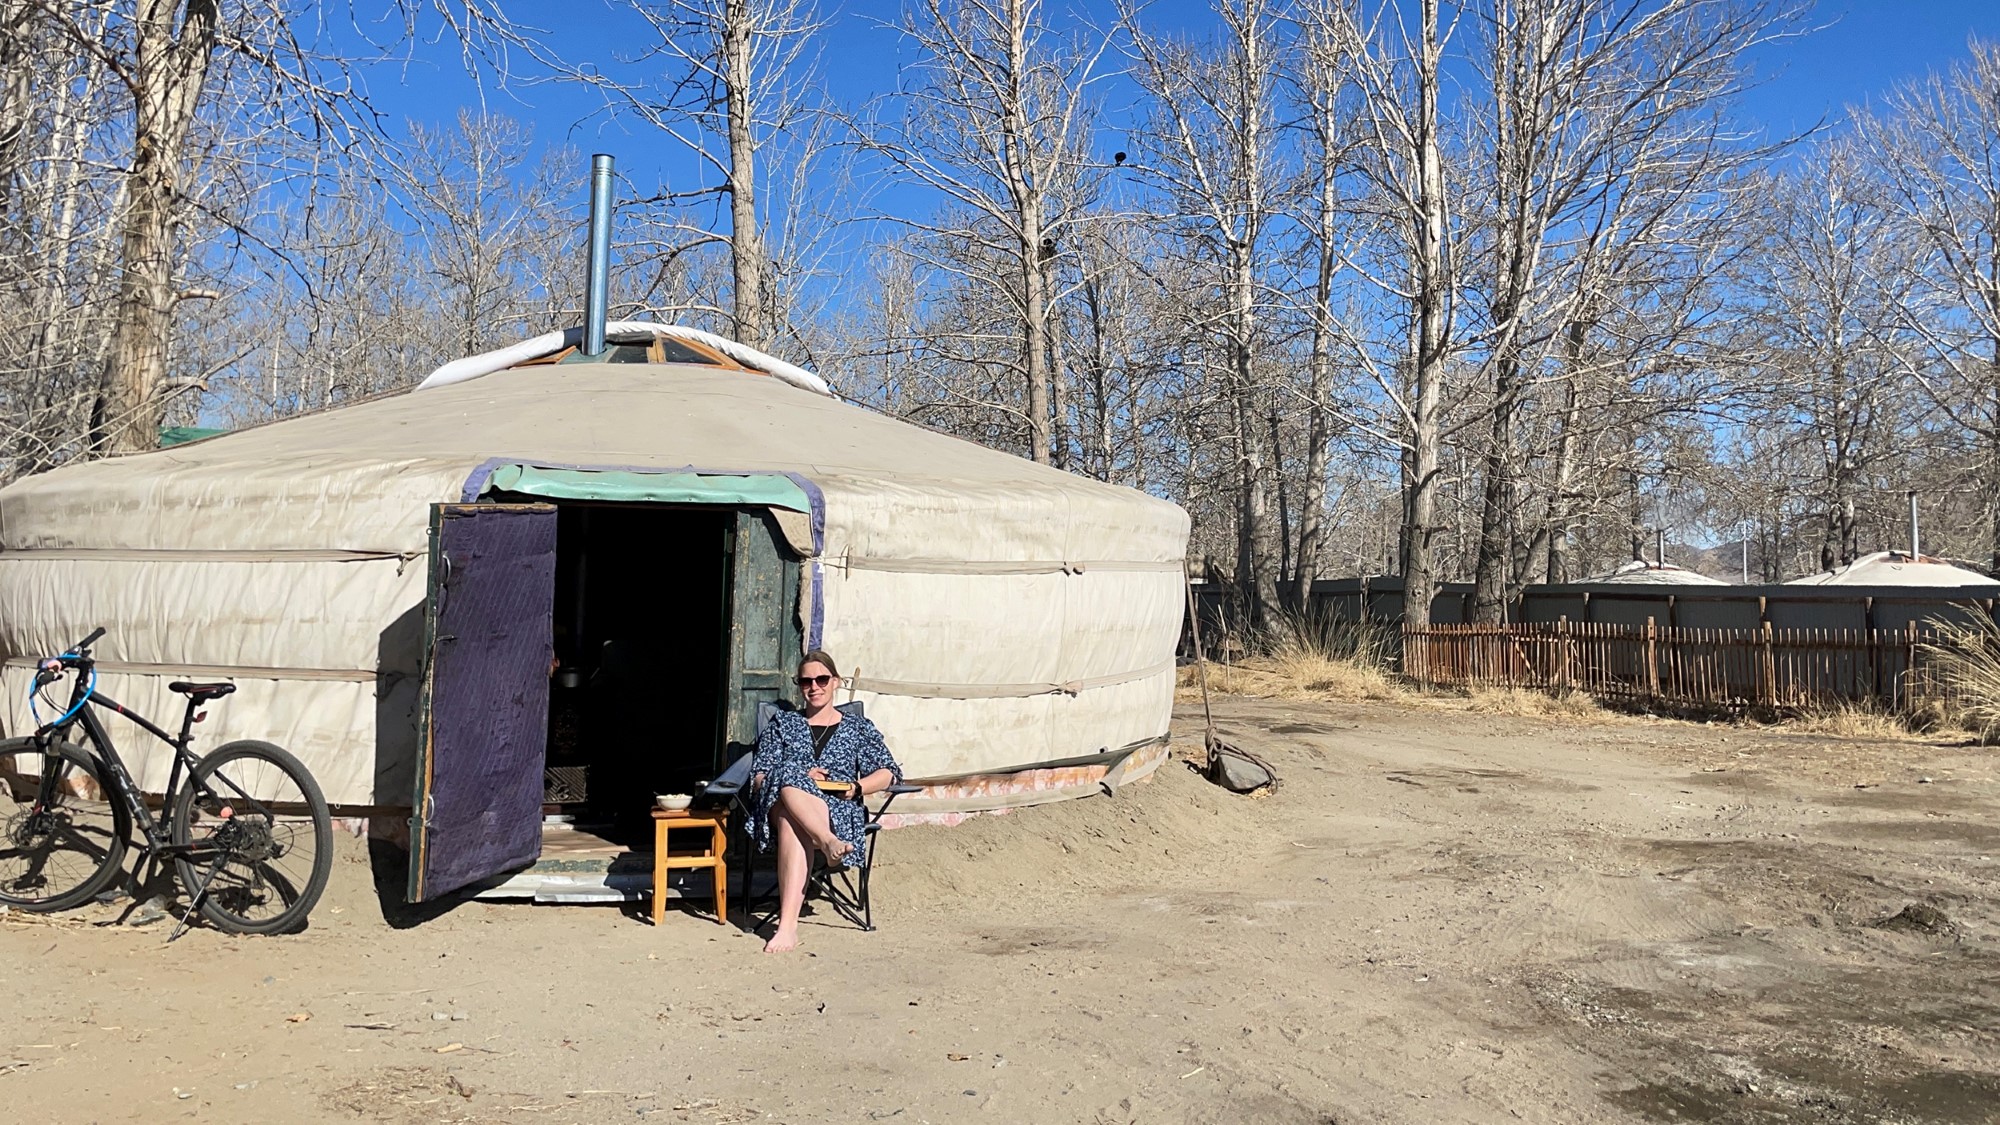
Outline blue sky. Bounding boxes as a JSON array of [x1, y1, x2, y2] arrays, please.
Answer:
[[1742, 0, 2000, 135], [339, 0, 2000, 233]]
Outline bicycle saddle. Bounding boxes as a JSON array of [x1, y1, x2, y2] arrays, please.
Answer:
[[168, 681, 237, 701]]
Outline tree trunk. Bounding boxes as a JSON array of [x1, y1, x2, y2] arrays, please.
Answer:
[[90, 0, 218, 456], [722, 0, 768, 350], [1401, 0, 1448, 630], [1989, 340, 2000, 574], [1047, 272, 1069, 471], [1545, 406, 1580, 581], [1083, 270, 1114, 482], [994, 0, 1051, 465], [1229, 256, 1277, 625], [1627, 425, 1646, 562], [0, 0, 37, 219], [15, 44, 104, 474], [1294, 160, 1337, 610], [1470, 354, 1520, 622], [1231, 8, 1277, 626], [1229, 338, 1266, 626], [1019, 226, 1052, 464], [1268, 403, 1293, 599], [1469, 5, 1538, 624]]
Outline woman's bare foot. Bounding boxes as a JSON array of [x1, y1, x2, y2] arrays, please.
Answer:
[[763, 925, 800, 953], [819, 837, 854, 867]]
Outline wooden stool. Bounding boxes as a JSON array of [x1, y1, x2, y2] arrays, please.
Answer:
[[651, 808, 729, 926]]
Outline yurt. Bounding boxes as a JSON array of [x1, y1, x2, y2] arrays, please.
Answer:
[[0, 323, 1189, 901], [1585, 559, 1728, 586], [1786, 550, 1995, 587]]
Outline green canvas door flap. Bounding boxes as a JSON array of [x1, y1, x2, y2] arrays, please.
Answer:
[[159, 426, 229, 447], [484, 465, 811, 513], [719, 508, 802, 776]]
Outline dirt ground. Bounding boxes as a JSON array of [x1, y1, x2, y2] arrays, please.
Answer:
[[4, 693, 1998, 1124]]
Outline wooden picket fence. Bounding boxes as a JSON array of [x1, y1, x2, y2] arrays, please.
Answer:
[[1401, 618, 1944, 713]]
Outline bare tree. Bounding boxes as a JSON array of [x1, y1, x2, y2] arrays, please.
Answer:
[[1742, 141, 1912, 570], [1285, 0, 1367, 607], [584, 0, 833, 350], [0, 0, 533, 458], [0, 0, 122, 476], [398, 111, 572, 358], [1124, 0, 1289, 624], [1864, 40, 2000, 572], [85, 0, 221, 454], [861, 0, 1107, 466], [1053, 210, 1186, 488], [1450, 0, 1796, 618], [1312, 0, 1457, 626]]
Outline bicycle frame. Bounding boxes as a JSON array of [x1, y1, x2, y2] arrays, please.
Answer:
[[33, 666, 231, 861]]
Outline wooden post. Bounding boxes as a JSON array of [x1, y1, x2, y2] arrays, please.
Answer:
[[1866, 596, 1880, 706], [1645, 617, 1659, 701], [1759, 620, 1776, 708], [1558, 615, 1573, 695], [1905, 620, 1919, 712]]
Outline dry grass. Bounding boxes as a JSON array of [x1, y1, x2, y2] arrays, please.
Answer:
[[1460, 686, 1611, 721], [1177, 654, 1406, 703], [1180, 606, 1405, 704], [1780, 702, 1922, 741], [1184, 663, 1630, 722], [1919, 614, 2000, 743]]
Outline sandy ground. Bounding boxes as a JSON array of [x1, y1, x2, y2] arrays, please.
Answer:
[[3, 694, 1998, 1124]]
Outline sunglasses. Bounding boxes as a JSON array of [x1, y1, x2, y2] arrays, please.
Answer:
[[796, 674, 835, 688]]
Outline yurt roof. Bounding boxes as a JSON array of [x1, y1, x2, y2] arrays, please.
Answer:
[[1785, 551, 1997, 587], [1586, 560, 1728, 585], [0, 344, 1186, 558]]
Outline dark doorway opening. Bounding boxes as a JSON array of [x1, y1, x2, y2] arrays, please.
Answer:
[[544, 504, 730, 845], [407, 492, 803, 903]]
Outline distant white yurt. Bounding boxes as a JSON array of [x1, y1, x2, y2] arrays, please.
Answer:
[[1586, 559, 1727, 586], [1786, 551, 1993, 587], [0, 324, 1189, 900]]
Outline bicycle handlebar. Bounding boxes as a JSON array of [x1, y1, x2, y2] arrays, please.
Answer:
[[34, 627, 106, 687]]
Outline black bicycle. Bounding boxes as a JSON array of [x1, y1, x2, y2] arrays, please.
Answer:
[[0, 628, 332, 935]]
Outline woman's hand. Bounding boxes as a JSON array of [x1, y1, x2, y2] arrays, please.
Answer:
[[854, 768, 895, 798], [806, 767, 829, 782]]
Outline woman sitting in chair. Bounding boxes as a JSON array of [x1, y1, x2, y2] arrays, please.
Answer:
[[750, 649, 902, 953]]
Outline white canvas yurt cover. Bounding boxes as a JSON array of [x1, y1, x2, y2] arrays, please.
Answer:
[[1786, 551, 1996, 587], [0, 327, 1189, 899], [1586, 560, 1727, 586]]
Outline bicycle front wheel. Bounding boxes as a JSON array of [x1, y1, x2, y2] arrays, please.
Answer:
[[0, 738, 129, 911], [170, 740, 332, 935]]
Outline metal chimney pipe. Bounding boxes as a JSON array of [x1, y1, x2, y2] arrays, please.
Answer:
[[584, 154, 615, 357], [1656, 527, 1665, 567], [1909, 490, 1921, 560]]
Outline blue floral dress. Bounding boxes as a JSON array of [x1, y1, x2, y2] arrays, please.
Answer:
[[749, 708, 902, 868]]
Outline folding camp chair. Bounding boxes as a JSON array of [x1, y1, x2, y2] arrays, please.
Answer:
[[733, 700, 920, 932]]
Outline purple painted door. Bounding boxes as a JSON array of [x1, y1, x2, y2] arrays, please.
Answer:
[[407, 503, 558, 902]]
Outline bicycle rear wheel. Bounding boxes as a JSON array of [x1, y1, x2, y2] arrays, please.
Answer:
[[0, 738, 129, 911], [170, 740, 332, 935]]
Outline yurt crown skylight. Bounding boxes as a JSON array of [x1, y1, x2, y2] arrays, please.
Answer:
[[415, 321, 834, 397]]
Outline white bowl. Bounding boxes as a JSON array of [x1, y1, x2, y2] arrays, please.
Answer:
[[655, 793, 693, 811]]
